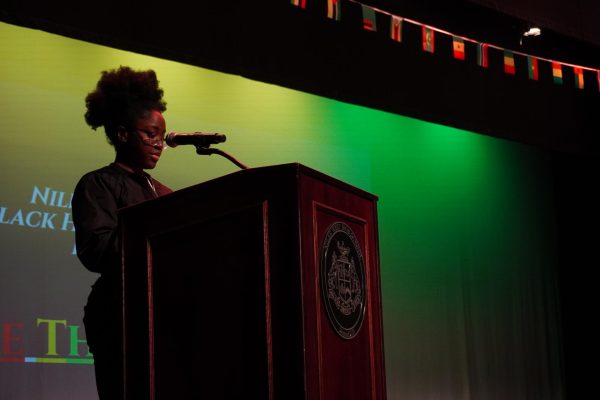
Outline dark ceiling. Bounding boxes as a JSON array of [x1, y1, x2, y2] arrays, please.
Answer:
[[467, 0, 600, 47]]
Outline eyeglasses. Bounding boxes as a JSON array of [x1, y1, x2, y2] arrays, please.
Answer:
[[132, 128, 165, 147]]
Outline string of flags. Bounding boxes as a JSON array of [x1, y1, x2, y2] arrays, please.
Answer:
[[290, 0, 600, 92]]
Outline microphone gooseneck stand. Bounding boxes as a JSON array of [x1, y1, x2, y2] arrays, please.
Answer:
[[195, 146, 249, 170]]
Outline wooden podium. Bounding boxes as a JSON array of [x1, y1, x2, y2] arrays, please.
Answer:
[[120, 163, 386, 399]]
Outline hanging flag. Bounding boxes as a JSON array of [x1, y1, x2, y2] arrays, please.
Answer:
[[573, 67, 584, 89], [552, 62, 563, 84], [452, 36, 465, 60], [390, 15, 403, 42], [361, 5, 377, 31], [527, 56, 539, 80], [327, 0, 341, 21], [290, 0, 306, 9], [422, 26, 434, 53], [503, 51, 515, 75], [477, 43, 489, 68]]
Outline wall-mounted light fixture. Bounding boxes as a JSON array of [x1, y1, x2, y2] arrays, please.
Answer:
[[520, 26, 541, 44], [523, 27, 542, 37]]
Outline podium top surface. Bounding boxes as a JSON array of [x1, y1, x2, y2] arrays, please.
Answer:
[[187, 162, 377, 201], [119, 163, 377, 218]]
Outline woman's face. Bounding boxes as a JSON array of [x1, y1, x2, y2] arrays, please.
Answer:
[[119, 110, 166, 170]]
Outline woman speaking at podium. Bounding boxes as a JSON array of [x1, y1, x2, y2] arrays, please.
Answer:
[[72, 66, 172, 400]]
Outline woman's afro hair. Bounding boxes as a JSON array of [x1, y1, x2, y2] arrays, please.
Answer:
[[84, 66, 167, 145]]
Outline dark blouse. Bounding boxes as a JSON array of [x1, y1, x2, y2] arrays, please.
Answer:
[[72, 163, 172, 275]]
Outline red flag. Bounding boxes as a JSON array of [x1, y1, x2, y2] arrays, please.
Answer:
[[390, 15, 403, 42], [552, 62, 563, 84], [290, 0, 306, 9], [477, 43, 489, 68], [452, 37, 465, 60], [573, 67, 584, 89], [361, 5, 377, 31], [503, 51, 515, 75], [527, 56, 538, 80]]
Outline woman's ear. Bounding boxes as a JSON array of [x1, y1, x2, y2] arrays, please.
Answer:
[[116, 126, 129, 143]]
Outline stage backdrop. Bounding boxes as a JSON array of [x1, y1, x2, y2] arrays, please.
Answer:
[[0, 22, 563, 399]]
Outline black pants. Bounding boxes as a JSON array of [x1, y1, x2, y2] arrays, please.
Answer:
[[84, 277, 123, 400]]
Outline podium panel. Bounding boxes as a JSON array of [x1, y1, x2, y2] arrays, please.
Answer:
[[120, 163, 385, 399], [298, 172, 385, 400]]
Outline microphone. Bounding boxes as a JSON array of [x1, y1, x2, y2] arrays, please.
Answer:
[[165, 132, 226, 148]]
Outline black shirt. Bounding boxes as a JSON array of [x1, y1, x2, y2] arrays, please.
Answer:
[[72, 163, 172, 275]]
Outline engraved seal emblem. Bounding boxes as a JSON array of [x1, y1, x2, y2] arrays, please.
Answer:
[[320, 221, 366, 339]]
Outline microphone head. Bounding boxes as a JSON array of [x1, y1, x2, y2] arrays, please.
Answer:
[[165, 132, 226, 148], [165, 132, 178, 147]]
